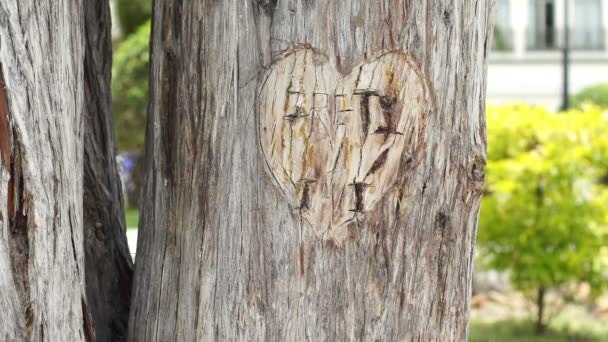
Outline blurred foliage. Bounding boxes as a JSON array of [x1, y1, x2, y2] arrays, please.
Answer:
[[116, 0, 152, 36], [112, 21, 150, 152], [492, 29, 510, 51], [125, 208, 139, 229], [478, 104, 608, 295], [572, 84, 608, 109]]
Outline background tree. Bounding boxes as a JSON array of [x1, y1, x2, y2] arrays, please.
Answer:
[[129, 1, 493, 340], [0, 2, 92, 340], [112, 21, 150, 153], [115, 0, 152, 37], [111, 20, 151, 209], [83, 0, 134, 341], [478, 104, 608, 333]]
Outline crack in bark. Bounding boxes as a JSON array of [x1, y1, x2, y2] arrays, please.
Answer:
[[82, 298, 96, 342], [377, 94, 399, 138], [366, 149, 389, 178], [349, 181, 367, 213], [1, 65, 32, 334], [353, 89, 378, 142], [299, 179, 314, 210], [0, 65, 10, 171], [258, 0, 278, 17]]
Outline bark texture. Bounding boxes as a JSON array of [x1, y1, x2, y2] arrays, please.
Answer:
[[83, 0, 134, 341], [0, 1, 90, 340], [130, 1, 493, 341]]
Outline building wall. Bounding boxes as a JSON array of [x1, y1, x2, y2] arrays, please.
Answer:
[[110, 0, 122, 41], [487, 0, 608, 110], [488, 55, 608, 109]]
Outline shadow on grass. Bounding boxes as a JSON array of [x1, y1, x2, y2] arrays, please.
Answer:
[[470, 319, 608, 342]]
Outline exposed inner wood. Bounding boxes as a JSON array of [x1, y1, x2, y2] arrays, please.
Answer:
[[0, 66, 9, 170], [1, 62, 32, 334], [81, 298, 96, 342], [0, 66, 12, 219], [259, 48, 428, 243]]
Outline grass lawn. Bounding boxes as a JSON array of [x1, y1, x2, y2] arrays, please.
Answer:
[[125, 208, 139, 229], [470, 319, 608, 342]]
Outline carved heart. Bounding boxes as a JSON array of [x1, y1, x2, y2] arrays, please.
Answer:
[[258, 47, 428, 243]]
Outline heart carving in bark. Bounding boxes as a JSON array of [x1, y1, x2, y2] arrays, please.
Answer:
[[258, 47, 429, 243]]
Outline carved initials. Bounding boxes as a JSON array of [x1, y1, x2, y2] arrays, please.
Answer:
[[258, 47, 429, 243]]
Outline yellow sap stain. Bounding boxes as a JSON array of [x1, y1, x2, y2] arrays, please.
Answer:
[[299, 124, 309, 152], [301, 148, 308, 173], [308, 145, 315, 163], [342, 96, 348, 110], [299, 120, 309, 141], [280, 126, 286, 149], [385, 64, 394, 83], [284, 96, 290, 113], [305, 145, 316, 172], [342, 137, 350, 168], [281, 166, 291, 180]]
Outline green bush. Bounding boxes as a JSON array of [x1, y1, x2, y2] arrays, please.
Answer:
[[112, 21, 150, 152], [572, 84, 608, 108], [478, 104, 608, 332], [493, 28, 510, 51], [116, 0, 152, 36]]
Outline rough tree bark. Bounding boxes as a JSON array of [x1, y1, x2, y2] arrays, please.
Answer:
[[130, 1, 493, 341], [0, 1, 94, 341], [83, 0, 134, 341]]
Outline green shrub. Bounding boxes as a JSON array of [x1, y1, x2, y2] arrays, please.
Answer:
[[493, 28, 510, 51], [112, 21, 150, 152], [478, 104, 608, 332], [116, 0, 152, 36], [572, 84, 608, 108]]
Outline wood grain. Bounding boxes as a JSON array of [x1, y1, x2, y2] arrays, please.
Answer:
[[0, 1, 88, 340], [83, 0, 134, 341]]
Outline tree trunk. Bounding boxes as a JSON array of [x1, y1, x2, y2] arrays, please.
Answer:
[[0, 2, 93, 340], [83, 0, 134, 341], [535, 286, 546, 334], [130, 1, 493, 341]]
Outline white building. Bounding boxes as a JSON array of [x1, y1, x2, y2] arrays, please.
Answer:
[[110, 0, 122, 41], [488, 0, 608, 109]]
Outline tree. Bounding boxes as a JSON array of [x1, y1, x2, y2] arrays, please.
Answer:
[[0, 2, 92, 340], [0, 1, 132, 340], [112, 21, 150, 152], [129, 1, 493, 341], [478, 104, 608, 333], [83, 0, 134, 341], [115, 0, 152, 37]]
